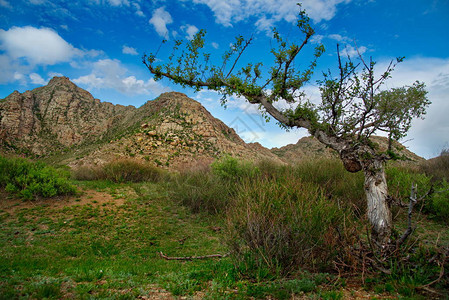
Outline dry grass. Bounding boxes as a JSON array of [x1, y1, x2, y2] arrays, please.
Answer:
[[72, 158, 165, 183]]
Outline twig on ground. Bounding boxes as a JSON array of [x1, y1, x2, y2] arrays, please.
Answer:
[[158, 251, 229, 261]]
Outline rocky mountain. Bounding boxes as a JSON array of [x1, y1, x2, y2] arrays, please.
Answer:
[[0, 77, 137, 156], [0, 77, 282, 169]]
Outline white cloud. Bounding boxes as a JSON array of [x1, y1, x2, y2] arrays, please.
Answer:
[[328, 33, 350, 42], [107, 0, 130, 6], [211, 42, 219, 49], [13, 72, 26, 84], [29, 73, 46, 85], [0, 54, 30, 84], [0, 26, 81, 65], [149, 7, 173, 38], [310, 34, 324, 44], [122, 45, 138, 55], [254, 16, 275, 32], [182, 24, 199, 40], [241, 128, 307, 148], [73, 58, 171, 97], [191, 0, 351, 29], [28, 0, 46, 4], [133, 2, 145, 17], [340, 44, 367, 58], [48, 72, 64, 78], [0, 0, 12, 8]]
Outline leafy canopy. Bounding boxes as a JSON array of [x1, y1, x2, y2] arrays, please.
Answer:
[[144, 5, 430, 157]]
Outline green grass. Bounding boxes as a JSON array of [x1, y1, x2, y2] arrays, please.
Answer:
[[0, 181, 334, 299], [0, 181, 225, 298]]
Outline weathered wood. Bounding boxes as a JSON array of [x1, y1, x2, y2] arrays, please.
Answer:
[[158, 251, 229, 261], [363, 159, 392, 248]]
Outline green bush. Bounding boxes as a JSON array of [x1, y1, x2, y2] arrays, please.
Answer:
[[429, 181, 449, 223], [384, 165, 449, 223], [293, 159, 365, 215], [386, 166, 432, 201], [71, 165, 104, 181], [227, 172, 355, 275], [211, 155, 259, 181], [102, 159, 164, 183], [0, 155, 76, 200]]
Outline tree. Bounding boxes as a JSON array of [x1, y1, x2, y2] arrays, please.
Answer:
[[143, 8, 430, 249]]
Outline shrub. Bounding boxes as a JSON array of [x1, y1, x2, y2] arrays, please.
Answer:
[[420, 149, 449, 182], [431, 183, 449, 223], [226, 172, 355, 275], [102, 159, 164, 183], [71, 165, 104, 181], [0, 155, 76, 200], [169, 165, 234, 214], [386, 166, 432, 200], [293, 159, 365, 215], [211, 155, 259, 181], [72, 159, 164, 183]]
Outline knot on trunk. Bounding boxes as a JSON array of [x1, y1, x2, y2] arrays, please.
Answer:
[[340, 150, 362, 173]]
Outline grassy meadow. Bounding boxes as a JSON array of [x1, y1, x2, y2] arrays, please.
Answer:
[[0, 154, 448, 299]]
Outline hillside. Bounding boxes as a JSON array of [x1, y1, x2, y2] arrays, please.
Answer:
[[0, 77, 282, 168], [67, 91, 283, 169]]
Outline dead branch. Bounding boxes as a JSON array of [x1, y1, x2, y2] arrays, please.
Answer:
[[158, 251, 229, 261], [396, 183, 417, 247], [396, 183, 433, 248]]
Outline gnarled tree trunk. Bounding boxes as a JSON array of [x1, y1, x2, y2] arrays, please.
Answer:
[[363, 159, 392, 248]]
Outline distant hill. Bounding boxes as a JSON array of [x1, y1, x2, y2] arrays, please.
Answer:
[[271, 135, 424, 164]]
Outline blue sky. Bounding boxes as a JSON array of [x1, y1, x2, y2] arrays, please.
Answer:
[[1, 0, 448, 158]]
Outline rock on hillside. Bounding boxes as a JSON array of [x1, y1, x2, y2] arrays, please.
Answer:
[[0, 77, 136, 156], [69, 92, 284, 169], [272, 136, 424, 164]]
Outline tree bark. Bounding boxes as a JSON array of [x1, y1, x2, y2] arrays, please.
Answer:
[[363, 159, 392, 248]]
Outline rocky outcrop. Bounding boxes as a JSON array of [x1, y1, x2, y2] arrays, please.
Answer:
[[69, 92, 284, 169], [0, 77, 136, 155]]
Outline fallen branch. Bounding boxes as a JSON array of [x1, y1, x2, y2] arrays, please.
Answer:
[[159, 251, 229, 261]]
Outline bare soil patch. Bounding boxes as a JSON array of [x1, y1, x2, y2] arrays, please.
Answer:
[[0, 187, 136, 216]]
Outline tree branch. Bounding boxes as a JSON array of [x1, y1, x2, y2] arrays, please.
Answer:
[[225, 37, 253, 79]]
